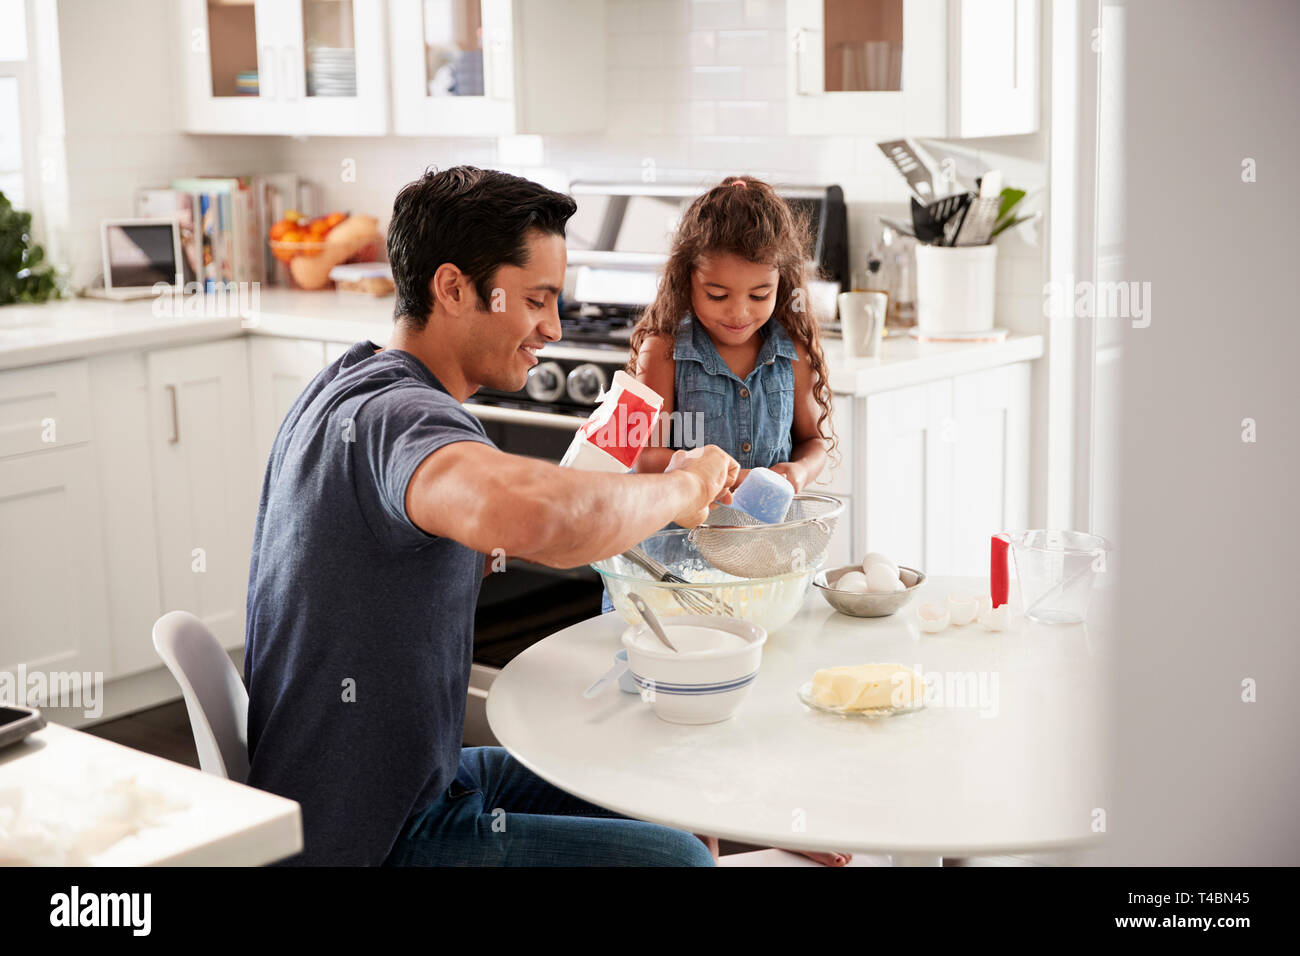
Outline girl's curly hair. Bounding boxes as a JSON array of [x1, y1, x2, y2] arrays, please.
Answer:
[[626, 175, 837, 461]]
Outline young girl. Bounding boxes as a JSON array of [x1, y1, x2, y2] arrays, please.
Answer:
[[629, 175, 836, 497], [628, 176, 848, 868]]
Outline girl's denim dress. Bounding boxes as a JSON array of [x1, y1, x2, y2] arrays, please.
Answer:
[[669, 314, 797, 465]]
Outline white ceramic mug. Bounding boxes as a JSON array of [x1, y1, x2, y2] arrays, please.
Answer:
[[837, 291, 888, 358]]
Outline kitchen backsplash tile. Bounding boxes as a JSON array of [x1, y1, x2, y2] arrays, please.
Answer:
[[689, 65, 746, 99], [691, 0, 746, 31], [687, 30, 718, 65], [741, 0, 786, 30], [715, 29, 778, 65], [642, 0, 690, 32], [715, 100, 772, 136]]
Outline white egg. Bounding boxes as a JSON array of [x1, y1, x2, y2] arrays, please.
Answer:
[[864, 563, 902, 592], [835, 570, 870, 593], [861, 551, 899, 576]]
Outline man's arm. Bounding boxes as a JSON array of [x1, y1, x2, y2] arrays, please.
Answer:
[[405, 443, 738, 568]]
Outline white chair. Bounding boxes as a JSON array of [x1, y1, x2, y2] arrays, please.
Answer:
[[151, 611, 250, 783]]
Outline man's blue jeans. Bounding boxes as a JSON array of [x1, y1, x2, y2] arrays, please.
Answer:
[[385, 746, 716, 866]]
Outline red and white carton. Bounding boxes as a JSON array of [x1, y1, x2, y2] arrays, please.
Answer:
[[559, 370, 664, 473]]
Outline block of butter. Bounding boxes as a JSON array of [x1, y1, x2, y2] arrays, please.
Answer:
[[811, 663, 926, 712]]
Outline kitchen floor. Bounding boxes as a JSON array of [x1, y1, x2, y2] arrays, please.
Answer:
[[81, 704, 1053, 864]]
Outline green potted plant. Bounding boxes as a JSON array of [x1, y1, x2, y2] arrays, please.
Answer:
[[0, 191, 62, 305]]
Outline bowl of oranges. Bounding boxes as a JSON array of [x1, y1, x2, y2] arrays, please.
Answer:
[[269, 211, 383, 290]]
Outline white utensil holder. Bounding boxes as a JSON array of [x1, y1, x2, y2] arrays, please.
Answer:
[[914, 244, 997, 334]]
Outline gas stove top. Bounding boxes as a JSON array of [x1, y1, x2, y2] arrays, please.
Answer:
[[559, 307, 637, 346]]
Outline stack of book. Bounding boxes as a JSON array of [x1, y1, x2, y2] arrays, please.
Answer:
[[135, 174, 323, 290]]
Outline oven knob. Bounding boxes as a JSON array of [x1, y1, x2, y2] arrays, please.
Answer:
[[566, 363, 608, 405], [525, 361, 566, 402]]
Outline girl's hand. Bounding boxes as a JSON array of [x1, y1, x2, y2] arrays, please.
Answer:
[[729, 468, 751, 490], [769, 461, 807, 493]]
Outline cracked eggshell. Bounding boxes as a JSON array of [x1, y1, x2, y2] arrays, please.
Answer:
[[948, 591, 978, 626], [917, 601, 950, 633]]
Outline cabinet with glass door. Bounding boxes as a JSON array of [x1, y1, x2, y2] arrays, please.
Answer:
[[180, 0, 387, 135], [787, 0, 1038, 138], [389, 0, 605, 137]]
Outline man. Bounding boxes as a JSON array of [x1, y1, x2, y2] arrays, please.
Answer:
[[244, 166, 736, 866]]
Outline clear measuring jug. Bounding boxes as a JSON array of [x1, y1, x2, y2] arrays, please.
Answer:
[[994, 530, 1110, 625]]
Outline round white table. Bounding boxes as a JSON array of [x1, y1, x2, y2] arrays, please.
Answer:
[[486, 575, 1109, 865]]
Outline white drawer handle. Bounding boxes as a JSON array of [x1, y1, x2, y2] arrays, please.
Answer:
[[166, 384, 179, 443]]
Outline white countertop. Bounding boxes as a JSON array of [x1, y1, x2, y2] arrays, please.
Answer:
[[0, 289, 1042, 394], [0, 722, 302, 866], [487, 579, 1108, 860]]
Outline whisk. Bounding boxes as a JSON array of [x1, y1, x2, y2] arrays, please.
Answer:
[[621, 546, 736, 616]]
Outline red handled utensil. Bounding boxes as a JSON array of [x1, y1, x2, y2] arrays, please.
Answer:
[[990, 533, 1011, 608]]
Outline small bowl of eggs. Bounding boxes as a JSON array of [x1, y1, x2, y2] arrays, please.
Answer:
[[813, 553, 925, 618]]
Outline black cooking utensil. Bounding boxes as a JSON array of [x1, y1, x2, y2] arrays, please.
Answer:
[[910, 197, 944, 244]]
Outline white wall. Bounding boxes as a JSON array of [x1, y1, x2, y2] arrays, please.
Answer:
[[47, 0, 281, 285]]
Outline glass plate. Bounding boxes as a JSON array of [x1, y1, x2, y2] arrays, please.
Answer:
[[797, 681, 925, 718]]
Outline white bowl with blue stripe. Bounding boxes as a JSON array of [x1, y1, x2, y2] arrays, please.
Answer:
[[621, 616, 767, 724]]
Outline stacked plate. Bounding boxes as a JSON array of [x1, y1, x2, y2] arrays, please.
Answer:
[[307, 46, 356, 97], [235, 71, 259, 96]]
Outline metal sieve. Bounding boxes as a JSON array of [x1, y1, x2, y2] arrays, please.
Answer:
[[686, 493, 845, 578]]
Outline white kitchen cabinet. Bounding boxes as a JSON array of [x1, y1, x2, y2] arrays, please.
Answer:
[[813, 393, 854, 497], [786, 0, 1038, 138], [859, 362, 1031, 579], [180, 0, 388, 135], [947, 0, 1040, 137], [0, 359, 92, 457], [389, 0, 606, 136], [0, 447, 112, 685], [146, 340, 257, 652], [88, 353, 167, 679], [824, 497, 854, 571], [249, 337, 328, 479], [948, 362, 1030, 575], [862, 379, 953, 574]]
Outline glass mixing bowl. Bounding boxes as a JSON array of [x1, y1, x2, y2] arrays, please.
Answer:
[[592, 529, 821, 634]]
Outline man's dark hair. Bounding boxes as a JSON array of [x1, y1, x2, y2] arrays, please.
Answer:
[[387, 166, 577, 327]]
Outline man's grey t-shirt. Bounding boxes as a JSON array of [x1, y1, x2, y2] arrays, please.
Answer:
[[244, 341, 493, 865]]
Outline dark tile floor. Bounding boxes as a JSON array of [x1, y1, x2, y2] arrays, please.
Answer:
[[84, 700, 199, 769]]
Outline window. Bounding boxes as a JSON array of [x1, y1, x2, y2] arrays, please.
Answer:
[[0, 0, 33, 211]]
